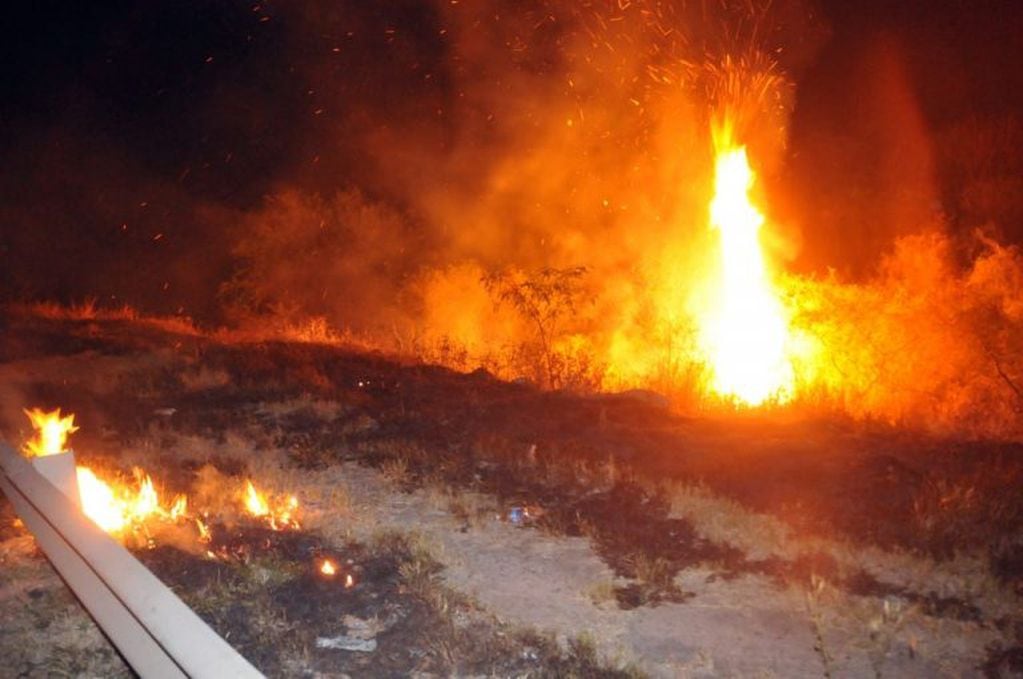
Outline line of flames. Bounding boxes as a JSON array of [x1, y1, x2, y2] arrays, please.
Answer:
[[21, 408, 300, 540]]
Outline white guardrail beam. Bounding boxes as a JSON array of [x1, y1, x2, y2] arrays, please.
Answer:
[[0, 441, 263, 679]]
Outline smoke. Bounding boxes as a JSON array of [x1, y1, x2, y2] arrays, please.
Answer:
[[1, 0, 823, 329], [779, 33, 941, 277], [224, 0, 826, 388], [5, 0, 1023, 433]]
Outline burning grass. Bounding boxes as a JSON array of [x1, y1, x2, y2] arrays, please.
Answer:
[[3, 0, 1021, 671], [2, 434, 640, 676], [2, 312, 1021, 674], [10, 223, 1023, 443]]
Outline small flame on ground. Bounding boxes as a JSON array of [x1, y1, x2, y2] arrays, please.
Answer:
[[243, 480, 300, 530], [75, 466, 190, 535], [75, 466, 128, 533], [244, 480, 270, 517], [320, 559, 337, 576], [345, 573, 354, 588], [22, 406, 304, 548], [22, 408, 78, 457]]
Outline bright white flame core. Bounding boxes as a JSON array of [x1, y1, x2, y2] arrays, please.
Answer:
[[700, 143, 794, 406]]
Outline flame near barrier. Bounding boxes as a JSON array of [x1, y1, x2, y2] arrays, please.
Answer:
[[22, 408, 78, 457], [21, 408, 301, 543]]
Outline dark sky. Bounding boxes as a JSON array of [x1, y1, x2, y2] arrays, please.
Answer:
[[1, 0, 1021, 312], [0, 1, 447, 314], [804, 0, 1023, 123], [783, 0, 1023, 271]]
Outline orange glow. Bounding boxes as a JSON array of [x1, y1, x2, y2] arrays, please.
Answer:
[[22, 408, 78, 457], [697, 122, 795, 406], [320, 559, 337, 576], [345, 573, 355, 588]]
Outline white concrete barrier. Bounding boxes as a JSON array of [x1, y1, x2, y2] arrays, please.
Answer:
[[0, 441, 263, 679]]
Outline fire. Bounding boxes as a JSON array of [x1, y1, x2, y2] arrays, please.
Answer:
[[244, 480, 270, 517], [22, 408, 78, 457], [196, 517, 212, 542], [243, 480, 300, 530], [169, 494, 188, 521], [75, 466, 190, 535], [75, 467, 128, 533], [21, 407, 191, 537], [697, 122, 795, 406], [319, 559, 355, 588], [20, 405, 308, 546]]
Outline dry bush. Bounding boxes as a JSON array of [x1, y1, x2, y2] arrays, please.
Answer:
[[482, 266, 595, 389], [219, 189, 419, 335], [786, 231, 1023, 438]]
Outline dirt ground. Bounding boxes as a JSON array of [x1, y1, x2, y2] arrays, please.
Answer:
[[1, 310, 1021, 677]]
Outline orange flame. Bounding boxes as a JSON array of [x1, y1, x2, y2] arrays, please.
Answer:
[[169, 494, 188, 521], [697, 122, 795, 406], [75, 465, 191, 535], [22, 407, 309, 544], [22, 408, 78, 457], [21, 407, 191, 537], [75, 466, 128, 533], [244, 480, 270, 517], [320, 559, 337, 576], [196, 517, 212, 542], [243, 480, 300, 530]]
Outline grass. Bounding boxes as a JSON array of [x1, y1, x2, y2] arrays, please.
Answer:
[[658, 477, 1022, 622], [804, 574, 835, 678], [663, 479, 793, 560], [0, 526, 131, 678], [444, 490, 499, 528], [6, 311, 1022, 675]]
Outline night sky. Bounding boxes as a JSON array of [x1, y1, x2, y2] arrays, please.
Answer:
[[2, 0, 1021, 317]]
